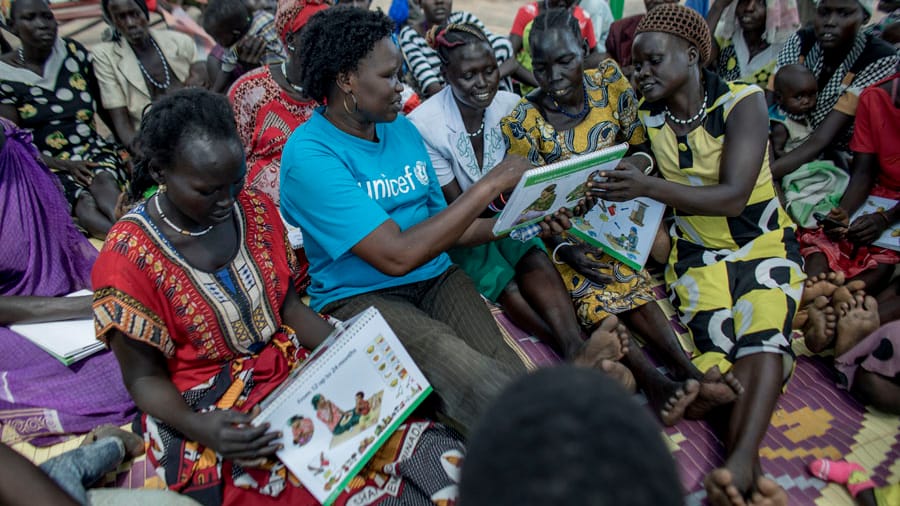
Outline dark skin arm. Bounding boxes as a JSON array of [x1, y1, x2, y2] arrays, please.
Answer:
[[769, 121, 789, 160], [0, 443, 79, 506], [351, 156, 529, 276], [827, 153, 900, 244], [87, 61, 118, 144], [106, 107, 138, 151], [508, 33, 540, 87], [769, 108, 854, 179], [106, 288, 333, 460], [0, 295, 93, 326], [705, 0, 735, 65], [594, 91, 768, 217]]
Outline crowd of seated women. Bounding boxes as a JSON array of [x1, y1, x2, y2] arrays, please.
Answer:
[[0, 0, 898, 504]]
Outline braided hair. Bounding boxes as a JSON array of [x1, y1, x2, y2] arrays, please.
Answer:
[[130, 89, 241, 199], [530, 7, 582, 53], [425, 22, 490, 65], [295, 6, 394, 104]]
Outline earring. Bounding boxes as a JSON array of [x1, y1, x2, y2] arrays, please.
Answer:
[[342, 92, 358, 115], [157, 183, 167, 194]]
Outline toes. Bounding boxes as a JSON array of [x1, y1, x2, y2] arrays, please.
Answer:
[[813, 295, 829, 310], [597, 315, 619, 332], [862, 294, 878, 313]]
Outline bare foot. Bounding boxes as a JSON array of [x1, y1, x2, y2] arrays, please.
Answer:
[[82, 424, 145, 460], [835, 294, 880, 357], [830, 280, 867, 308], [792, 308, 808, 330], [650, 378, 699, 426], [800, 272, 845, 307], [600, 359, 636, 393], [685, 366, 744, 420], [803, 296, 837, 353], [576, 316, 629, 366], [749, 477, 788, 506], [705, 468, 750, 506]]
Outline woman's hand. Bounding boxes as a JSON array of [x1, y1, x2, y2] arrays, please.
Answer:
[[54, 159, 97, 187], [823, 207, 849, 240], [847, 211, 890, 245], [537, 208, 574, 237], [588, 157, 651, 202], [483, 154, 531, 194], [189, 408, 282, 461], [557, 242, 614, 285]]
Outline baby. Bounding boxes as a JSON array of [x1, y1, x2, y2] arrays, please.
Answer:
[[769, 64, 818, 160]]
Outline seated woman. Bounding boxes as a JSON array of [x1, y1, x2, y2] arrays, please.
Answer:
[[705, 0, 798, 88], [0, 118, 134, 446], [769, 0, 899, 180], [0, 0, 129, 238], [798, 66, 899, 352], [93, 88, 463, 505], [280, 7, 600, 430], [598, 5, 806, 501], [408, 22, 620, 374], [501, 9, 741, 424], [228, 0, 328, 291], [92, 0, 205, 149], [398, 0, 516, 99]]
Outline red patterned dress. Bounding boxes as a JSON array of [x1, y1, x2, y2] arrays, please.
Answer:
[[228, 66, 317, 206]]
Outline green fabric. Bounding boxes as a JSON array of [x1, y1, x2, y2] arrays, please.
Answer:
[[609, 0, 625, 20], [781, 160, 850, 228], [448, 237, 545, 302]]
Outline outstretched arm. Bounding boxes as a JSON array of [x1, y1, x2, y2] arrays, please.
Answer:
[[0, 296, 92, 326], [595, 90, 768, 217]]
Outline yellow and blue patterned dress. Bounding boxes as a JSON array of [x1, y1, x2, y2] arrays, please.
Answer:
[[639, 70, 805, 374], [501, 61, 656, 328]]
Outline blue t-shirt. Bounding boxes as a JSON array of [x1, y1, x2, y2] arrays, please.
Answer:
[[280, 110, 452, 311]]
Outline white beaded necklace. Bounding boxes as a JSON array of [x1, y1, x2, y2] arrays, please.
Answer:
[[665, 92, 707, 126], [137, 37, 171, 90], [153, 193, 213, 237]]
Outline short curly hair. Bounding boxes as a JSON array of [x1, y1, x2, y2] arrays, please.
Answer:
[[296, 6, 395, 103], [635, 3, 712, 65]]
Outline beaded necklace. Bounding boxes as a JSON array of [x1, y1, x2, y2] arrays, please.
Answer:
[[665, 92, 707, 125], [547, 85, 590, 121], [153, 193, 213, 237], [136, 37, 171, 90]]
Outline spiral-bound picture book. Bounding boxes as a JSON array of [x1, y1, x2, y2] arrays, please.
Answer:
[[492, 142, 629, 236], [253, 307, 431, 505]]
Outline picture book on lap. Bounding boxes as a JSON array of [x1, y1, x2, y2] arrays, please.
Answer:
[[569, 194, 666, 271], [492, 143, 629, 236], [850, 196, 899, 252], [253, 307, 431, 505]]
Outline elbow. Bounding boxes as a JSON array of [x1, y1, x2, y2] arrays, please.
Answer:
[[369, 250, 422, 277]]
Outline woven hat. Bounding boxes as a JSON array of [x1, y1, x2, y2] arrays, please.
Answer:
[[635, 3, 713, 65]]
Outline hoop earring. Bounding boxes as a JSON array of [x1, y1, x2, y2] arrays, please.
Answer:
[[342, 92, 358, 115]]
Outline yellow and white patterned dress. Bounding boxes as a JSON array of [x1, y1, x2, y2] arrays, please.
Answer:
[[502, 61, 656, 328], [639, 70, 805, 375]]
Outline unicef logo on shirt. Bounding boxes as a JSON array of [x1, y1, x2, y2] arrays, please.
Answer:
[[414, 161, 429, 186]]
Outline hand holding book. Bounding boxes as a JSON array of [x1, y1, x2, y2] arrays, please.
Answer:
[[588, 155, 656, 202]]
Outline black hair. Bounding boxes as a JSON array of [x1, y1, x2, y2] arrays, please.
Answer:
[[530, 7, 582, 54], [8, 0, 52, 23], [773, 63, 816, 94], [130, 88, 241, 199], [426, 22, 490, 65], [459, 366, 684, 506], [296, 6, 394, 103], [202, 0, 251, 39], [100, 0, 150, 42]]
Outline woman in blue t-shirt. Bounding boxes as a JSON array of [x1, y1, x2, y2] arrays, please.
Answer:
[[280, 8, 618, 430]]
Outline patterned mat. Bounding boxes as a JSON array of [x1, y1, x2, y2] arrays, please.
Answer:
[[492, 291, 900, 505]]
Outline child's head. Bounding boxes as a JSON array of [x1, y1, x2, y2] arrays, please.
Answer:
[[774, 64, 818, 116], [355, 391, 364, 400], [203, 0, 253, 48]]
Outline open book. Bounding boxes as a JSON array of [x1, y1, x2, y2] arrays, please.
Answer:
[[492, 143, 629, 236], [850, 196, 899, 252], [253, 307, 431, 505], [569, 195, 666, 271], [9, 290, 105, 366]]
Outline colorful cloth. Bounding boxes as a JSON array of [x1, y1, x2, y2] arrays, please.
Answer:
[[502, 63, 656, 327], [775, 27, 899, 149], [0, 119, 133, 446], [0, 38, 128, 206], [769, 103, 814, 153], [835, 320, 900, 391], [714, 0, 798, 86], [228, 65, 317, 205], [397, 12, 514, 94], [220, 10, 285, 73], [781, 160, 850, 229], [638, 71, 805, 375]]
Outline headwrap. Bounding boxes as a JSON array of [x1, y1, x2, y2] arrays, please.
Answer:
[[275, 0, 329, 44], [635, 3, 713, 65], [715, 0, 800, 45], [854, 0, 875, 16]]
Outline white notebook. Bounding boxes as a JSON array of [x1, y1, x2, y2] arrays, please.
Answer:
[[9, 290, 104, 366]]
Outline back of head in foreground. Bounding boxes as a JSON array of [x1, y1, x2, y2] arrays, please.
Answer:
[[459, 365, 684, 506]]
